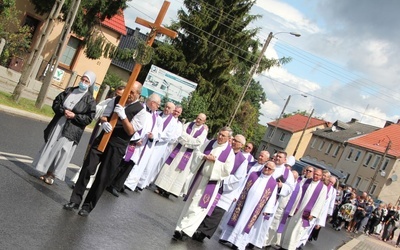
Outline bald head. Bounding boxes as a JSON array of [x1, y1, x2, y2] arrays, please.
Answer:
[[163, 102, 175, 115], [195, 113, 207, 126], [127, 81, 142, 104]]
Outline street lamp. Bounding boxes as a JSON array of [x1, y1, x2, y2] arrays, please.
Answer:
[[227, 31, 301, 127], [265, 94, 307, 149]]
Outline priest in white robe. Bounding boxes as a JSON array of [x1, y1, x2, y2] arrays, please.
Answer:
[[219, 161, 278, 250], [280, 168, 327, 250], [122, 94, 161, 192], [154, 113, 207, 198], [136, 102, 177, 189], [192, 134, 248, 242], [172, 127, 235, 240]]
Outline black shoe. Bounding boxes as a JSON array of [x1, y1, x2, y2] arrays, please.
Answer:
[[134, 187, 143, 192], [246, 243, 255, 249], [172, 230, 182, 240], [63, 202, 79, 211], [78, 208, 90, 217], [162, 191, 170, 199], [192, 231, 206, 242], [231, 245, 239, 250], [106, 186, 119, 197]]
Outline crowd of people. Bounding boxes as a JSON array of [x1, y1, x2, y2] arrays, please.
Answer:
[[330, 184, 400, 247], [31, 77, 400, 250]]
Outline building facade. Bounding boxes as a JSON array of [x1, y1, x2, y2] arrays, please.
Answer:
[[258, 114, 329, 158]]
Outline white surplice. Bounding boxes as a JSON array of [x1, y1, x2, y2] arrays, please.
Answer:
[[220, 174, 277, 250], [281, 180, 327, 250], [175, 141, 234, 236], [137, 112, 177, 189], [154, 122, 207, 196], [124, 108, 159, 190]]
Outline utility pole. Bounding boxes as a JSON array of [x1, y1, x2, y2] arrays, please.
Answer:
[[367, 139, 392, 194], [12, 0, 65, 102], [36, 0, 81, 109], [293, 108, 314, 157], [227, 32, 273, 127], [265, 95, 291, 149]]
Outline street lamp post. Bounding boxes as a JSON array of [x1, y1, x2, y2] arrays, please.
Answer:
[[227, 31, 301, 127]]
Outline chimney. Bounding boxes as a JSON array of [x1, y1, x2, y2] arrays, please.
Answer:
[[384, 121, 394, 127], [350, 118, 358, 123]]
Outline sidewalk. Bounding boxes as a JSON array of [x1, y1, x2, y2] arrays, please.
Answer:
[[338, 233, 398, 250]]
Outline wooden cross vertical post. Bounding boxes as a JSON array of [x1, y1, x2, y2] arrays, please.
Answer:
[[97, 1, 177, 152]]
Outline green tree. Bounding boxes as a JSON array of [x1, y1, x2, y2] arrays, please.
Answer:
[[30, 0, 130, 60], [0, 1, 32, 66], [148, 0, 290, 136]]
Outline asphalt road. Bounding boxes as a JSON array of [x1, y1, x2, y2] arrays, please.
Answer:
[[0, 111, 353, 250]]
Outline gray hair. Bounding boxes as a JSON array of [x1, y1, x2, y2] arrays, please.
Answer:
[[219, 126, 233, 137]]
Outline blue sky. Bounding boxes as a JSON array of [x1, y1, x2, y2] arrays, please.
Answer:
[[125, 0, 400, 128]]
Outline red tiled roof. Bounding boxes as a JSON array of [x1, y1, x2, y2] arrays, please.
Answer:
[[348, 124, 400, 157], [268, 114, 328, 133], [101, 11, 126, 35]]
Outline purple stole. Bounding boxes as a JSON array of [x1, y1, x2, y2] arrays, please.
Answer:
[[247, 154, 253, 162], [247, 161, 257, 173], [184, 140, 232, 212], [227, 171, 276, 233], [277, 178, 302, 233], [207, 151, 246, 216], [165, 122, 205, 170], [282, 167, 289, 182], [162, 114, 173, 131], [296, 179, 324, 227]]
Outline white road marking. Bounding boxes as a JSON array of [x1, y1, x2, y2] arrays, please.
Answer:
[[0, 151, 81, 169]]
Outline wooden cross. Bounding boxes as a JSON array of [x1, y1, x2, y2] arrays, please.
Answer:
[[97, 0, 178, 152]]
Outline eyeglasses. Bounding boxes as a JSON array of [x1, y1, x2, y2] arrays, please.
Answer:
[[306, 170, 313, 172], [245, 145, 252, 149], [264, 166, 274, 171]]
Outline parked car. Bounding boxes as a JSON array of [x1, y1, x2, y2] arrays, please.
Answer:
[[291, 158, 347, 183]]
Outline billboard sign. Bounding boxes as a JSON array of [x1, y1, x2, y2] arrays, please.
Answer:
[[142, 65, 198, 103]]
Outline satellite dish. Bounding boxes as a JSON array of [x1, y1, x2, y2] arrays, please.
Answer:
[[391, 174, 398, 181], [380, 171, 386, 177], [331, 125, 337, 132]]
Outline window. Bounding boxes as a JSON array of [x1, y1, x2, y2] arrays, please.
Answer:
[[311, 138, 317, 148], [325, 143, 333, 155], [318, 141, 325, 151], [60, 36, 81, 67], [364, 153, 373, 167], [372, 156, 381, 169], [346, 148, 354, 160], [279, 132, 286, 142], [354, 150, 361, 162], [381, 158, 389, 171], [369, 184, 377, 195], [354, 176, 361, 188], [267, 128, 274, 138], [332, 145, 340, 157]]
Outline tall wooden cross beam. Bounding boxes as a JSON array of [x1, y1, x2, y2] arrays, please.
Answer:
[[98, 0, 177, 152]]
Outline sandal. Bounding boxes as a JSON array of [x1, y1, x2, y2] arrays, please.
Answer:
[[44, 175, 55, 185]]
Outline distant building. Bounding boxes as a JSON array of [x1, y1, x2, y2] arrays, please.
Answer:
[[303, 118, 379, 169], [14, 1, 127, 96], [108, 27, 147, 84], [336, 123, 400, 204], [257, 114, 330, 158]]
